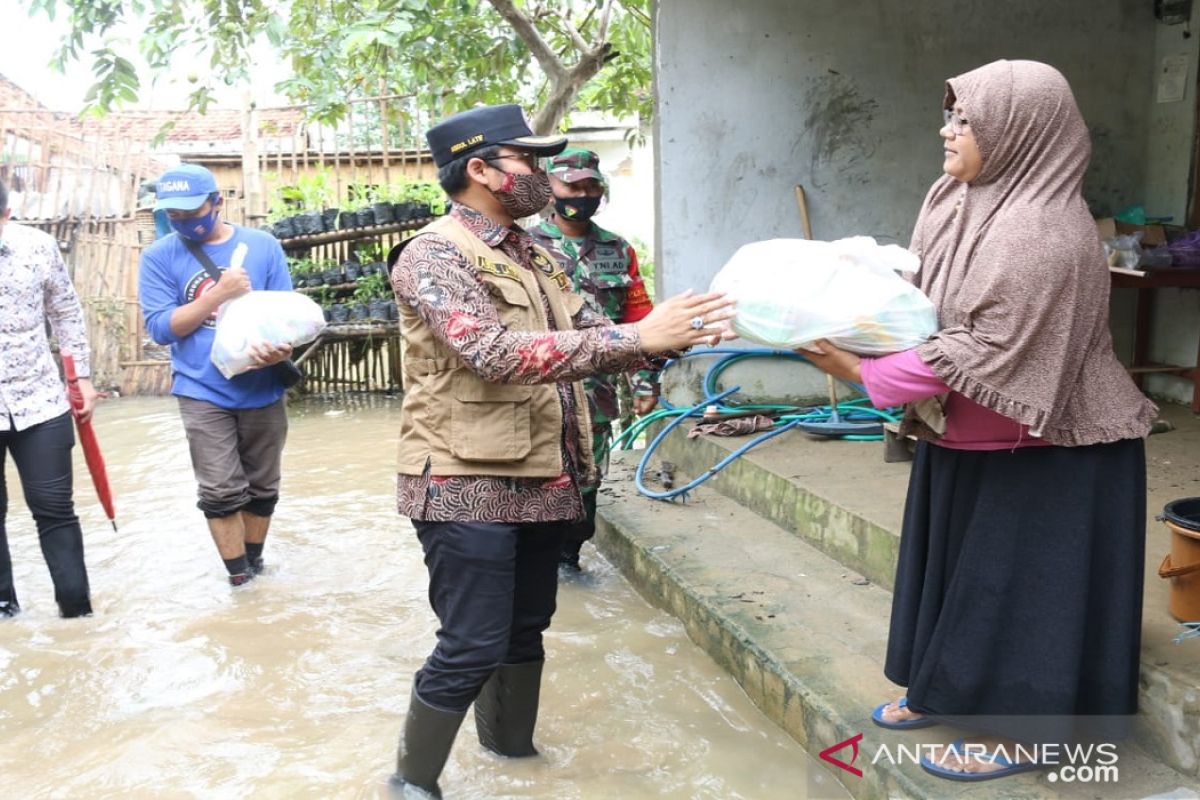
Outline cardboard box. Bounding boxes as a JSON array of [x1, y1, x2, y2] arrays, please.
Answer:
[[1095, 217, 1167, 246]]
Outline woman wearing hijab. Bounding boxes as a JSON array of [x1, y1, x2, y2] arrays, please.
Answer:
[[802, 60, 1156, 781]]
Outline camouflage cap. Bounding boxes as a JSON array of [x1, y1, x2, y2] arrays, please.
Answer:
[[546, 147, 605, 183]]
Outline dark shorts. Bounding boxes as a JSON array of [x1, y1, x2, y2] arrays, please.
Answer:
[[177, 397, 288, 519]]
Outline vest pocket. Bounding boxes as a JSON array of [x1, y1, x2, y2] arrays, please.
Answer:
[[450, 372, 533, 462]]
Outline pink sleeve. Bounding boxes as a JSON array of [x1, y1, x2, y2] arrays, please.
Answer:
[[859, 349, 950, 408]]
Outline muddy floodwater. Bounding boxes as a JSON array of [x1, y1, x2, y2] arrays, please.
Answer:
[[0, 396, 831, 799]]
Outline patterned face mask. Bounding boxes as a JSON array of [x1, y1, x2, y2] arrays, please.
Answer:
[[492, 170, 553, 219]]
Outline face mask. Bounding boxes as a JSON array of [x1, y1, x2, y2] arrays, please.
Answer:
[[554, 195, 602, 223], [492, 170, 553, 219], [170, 198, 221, 242]]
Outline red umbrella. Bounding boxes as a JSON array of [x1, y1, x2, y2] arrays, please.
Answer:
[[62, 354, 117, 531]]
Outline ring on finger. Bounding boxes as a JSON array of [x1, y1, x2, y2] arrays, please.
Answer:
[[690, 315, 705, 330]]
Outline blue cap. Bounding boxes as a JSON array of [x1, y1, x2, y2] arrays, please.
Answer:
[[154, 164, 219, 211]]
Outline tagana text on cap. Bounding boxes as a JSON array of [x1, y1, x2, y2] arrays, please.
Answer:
[[426, 104, 568, 168], [154, 164, 219, 212]]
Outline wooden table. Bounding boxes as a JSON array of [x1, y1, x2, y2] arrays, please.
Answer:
[[1109, 266, 1200, 412]]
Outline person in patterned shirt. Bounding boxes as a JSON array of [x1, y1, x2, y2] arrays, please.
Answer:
[[531, 147, 657, 573], [0, 178, 97, 618], [386, 105, 737, 799]]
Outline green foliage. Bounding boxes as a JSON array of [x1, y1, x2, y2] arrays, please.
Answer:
[[22, 0, 651, 132], [314, 286, 336, 307], [354, 240, 384, 264], [355, 271, 391, 302]]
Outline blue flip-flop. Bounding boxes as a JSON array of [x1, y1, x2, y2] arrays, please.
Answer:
[[870, 697, 938, 730], [920, 738, 1045, 781]]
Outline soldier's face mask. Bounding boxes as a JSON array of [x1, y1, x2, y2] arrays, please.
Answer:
[[554, 195, 602, 222]]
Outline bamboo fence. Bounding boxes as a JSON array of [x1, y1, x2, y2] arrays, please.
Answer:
[[3, 95, 435, 396], [1, 106, 160, 389]]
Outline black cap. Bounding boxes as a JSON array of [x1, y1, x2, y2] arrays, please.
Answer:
[[426, 104, 567, 167]]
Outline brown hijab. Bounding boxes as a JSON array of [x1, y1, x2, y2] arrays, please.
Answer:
[[904, 60, 1155, 446]]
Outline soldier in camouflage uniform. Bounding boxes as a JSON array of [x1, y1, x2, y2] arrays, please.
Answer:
[[531, 148, 658, 572]]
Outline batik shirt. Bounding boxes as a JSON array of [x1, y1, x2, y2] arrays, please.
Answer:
[[0, 223, 91, 432], [392, 203, 653, 523], [531, 218, 657, 427]]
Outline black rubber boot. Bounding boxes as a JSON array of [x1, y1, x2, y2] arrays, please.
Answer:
[[474, 661, 544, 757], [389, 687, 467, 799]]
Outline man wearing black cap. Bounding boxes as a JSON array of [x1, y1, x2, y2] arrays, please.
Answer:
[[386, 104, 736, 798]]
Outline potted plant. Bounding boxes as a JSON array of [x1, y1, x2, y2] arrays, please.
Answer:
[[287, 256, 310, 288], [343, 258, 361, 282], [315, 286, 336, 322], [350, 282, 373, 321], [315, 257, 343, 287], [345, 184, 375, 228], [294, 169, 335, 234]]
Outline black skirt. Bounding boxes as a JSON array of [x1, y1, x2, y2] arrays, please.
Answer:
[[886, 438, 1146, 742]]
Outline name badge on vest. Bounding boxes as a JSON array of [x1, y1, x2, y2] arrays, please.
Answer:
[[476, 257, 520, 281]]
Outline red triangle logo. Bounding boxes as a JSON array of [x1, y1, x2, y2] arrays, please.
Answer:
[[819, 733, 864, 778]]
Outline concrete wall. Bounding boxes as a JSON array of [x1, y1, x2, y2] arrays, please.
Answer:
[[654, 0, 1200, 407], [1142, 6, 1200, 405]]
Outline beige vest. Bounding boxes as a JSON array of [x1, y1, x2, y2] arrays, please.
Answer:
[[396, 215, 595, 481]]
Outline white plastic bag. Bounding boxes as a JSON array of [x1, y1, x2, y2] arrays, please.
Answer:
[[211, 291, 326, 379], [709, 237, 937, 355]]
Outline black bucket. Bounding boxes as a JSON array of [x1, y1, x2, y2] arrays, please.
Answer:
[[1162, 497, 1200, 533]]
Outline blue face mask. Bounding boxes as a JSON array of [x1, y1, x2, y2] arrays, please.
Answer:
[[170, 197, 221, 242]]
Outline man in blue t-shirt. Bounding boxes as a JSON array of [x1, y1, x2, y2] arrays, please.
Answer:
[[138, 164, 293, 586]]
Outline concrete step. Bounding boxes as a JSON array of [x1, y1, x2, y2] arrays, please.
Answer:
[[639, 404, 1200, 778], [595, 452, 1196, 799]]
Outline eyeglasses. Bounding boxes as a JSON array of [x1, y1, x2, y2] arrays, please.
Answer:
[[942, 109, 970, 136], [484, 153, 542, 173]]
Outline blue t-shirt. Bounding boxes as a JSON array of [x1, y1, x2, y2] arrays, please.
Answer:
[[138, 225, 293, 409]]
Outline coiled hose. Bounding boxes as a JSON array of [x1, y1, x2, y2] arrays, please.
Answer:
[[600, 349, 901, 501]]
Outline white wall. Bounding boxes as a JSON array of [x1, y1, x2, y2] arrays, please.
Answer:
[[654, 0, 1200, 407]]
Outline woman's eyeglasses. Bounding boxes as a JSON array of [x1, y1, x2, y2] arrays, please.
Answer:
[[943, 109, 970, 136]]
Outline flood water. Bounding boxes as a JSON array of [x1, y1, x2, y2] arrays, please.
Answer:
[[0, 396, 820, 799]]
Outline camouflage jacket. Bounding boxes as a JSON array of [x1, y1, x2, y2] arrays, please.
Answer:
[[531, 217, 658, 425]]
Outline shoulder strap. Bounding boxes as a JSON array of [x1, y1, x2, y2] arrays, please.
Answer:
[[182, 238, 222, 282]]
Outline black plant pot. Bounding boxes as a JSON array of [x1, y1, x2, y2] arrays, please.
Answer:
[[371, 261, 388, 280], [385, 299, 399, 321], [359, 262, 377, 279], [349, 303, 371, 321], [392, 202, 409, 222], [372, 202, 395, 225], [322, 208, 340, 230], [344, 262, 360, 281], [296, 211, 323, 235], [322, 307, 332, 323], [273, 217, 297, 239], [367, 298, 389, 320], [338, 210, 356, 230], [329, 304, 350, 323], [413, 202, 432, 219], [324, 268, 344, 286], [349, 208, 369, 227]]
